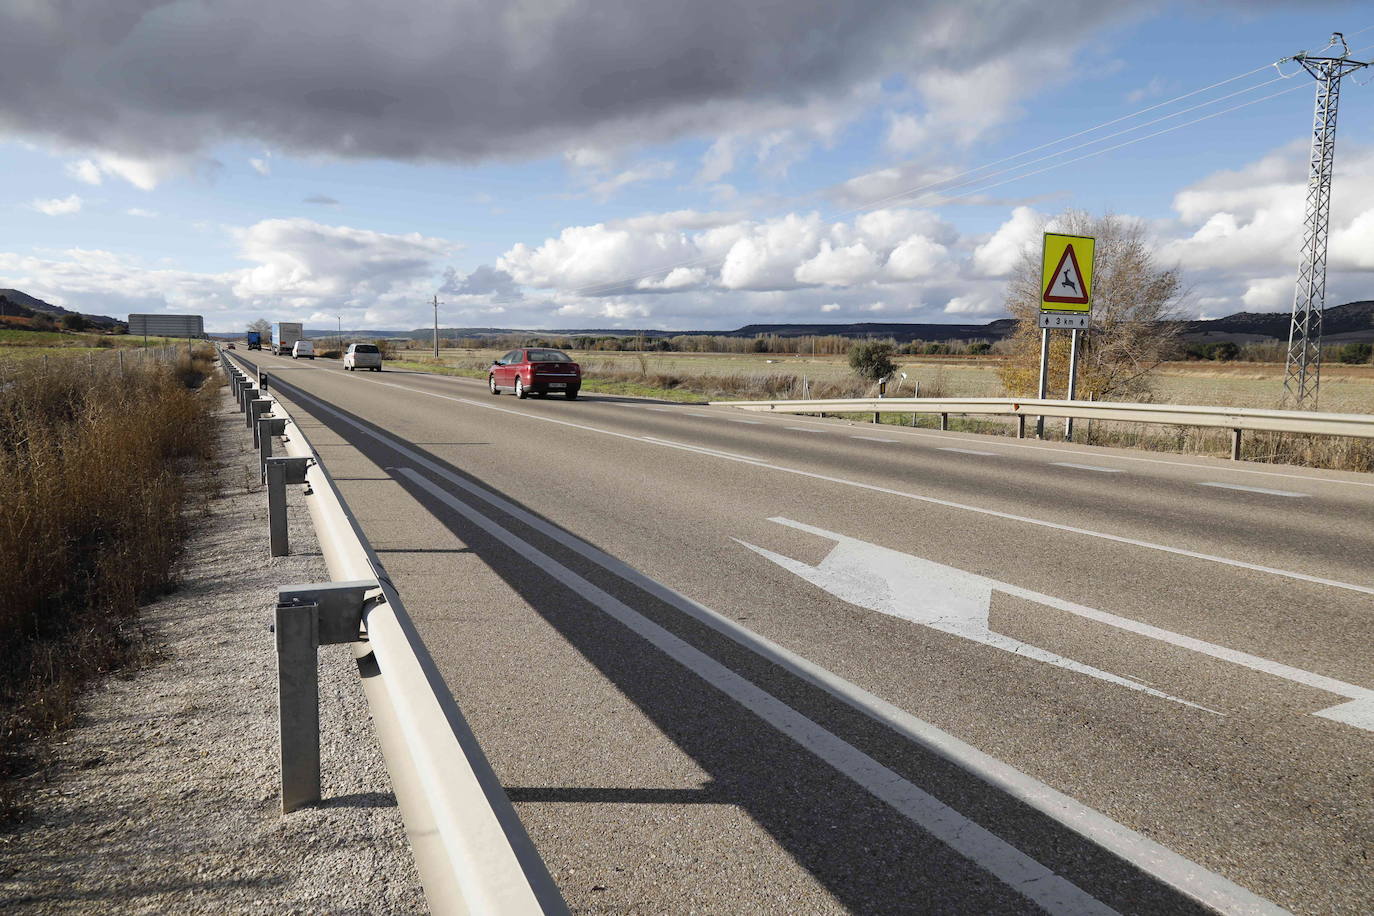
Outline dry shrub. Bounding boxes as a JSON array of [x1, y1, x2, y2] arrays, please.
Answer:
[[0, 345, 216, 817]]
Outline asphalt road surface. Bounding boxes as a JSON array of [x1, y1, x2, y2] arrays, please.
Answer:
[[233, 351, 1372, 915]]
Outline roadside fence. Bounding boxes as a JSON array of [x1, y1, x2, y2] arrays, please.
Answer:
[[219, 350, 567, 915], [711, 395, 1374, 459]]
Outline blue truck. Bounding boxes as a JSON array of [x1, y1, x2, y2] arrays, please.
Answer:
[[246, 331, 262, 350]]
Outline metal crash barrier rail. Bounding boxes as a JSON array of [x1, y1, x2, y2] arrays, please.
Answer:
[[709, 395, 1374, 459], [220, 350, 567, 915]]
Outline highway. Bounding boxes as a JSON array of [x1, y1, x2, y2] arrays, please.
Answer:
[[234, 351, 1373, 915]]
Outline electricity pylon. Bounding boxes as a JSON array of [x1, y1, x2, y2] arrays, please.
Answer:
[[1279, 33, 1368, 407]]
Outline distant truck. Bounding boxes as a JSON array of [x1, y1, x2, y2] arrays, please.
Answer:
[[271, 322, 303, 356], [246, 331, 263, 350], [127, 313, 204, 339]]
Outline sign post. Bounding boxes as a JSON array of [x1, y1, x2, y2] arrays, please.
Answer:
[[1037, 233, 1095, 438]]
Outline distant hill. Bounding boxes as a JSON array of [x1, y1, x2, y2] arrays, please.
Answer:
[[1180, 300, 1374, 343], [0, 288, 122, 328]]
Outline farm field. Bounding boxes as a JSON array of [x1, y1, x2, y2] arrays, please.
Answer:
[[395, 345, 1374, 414]]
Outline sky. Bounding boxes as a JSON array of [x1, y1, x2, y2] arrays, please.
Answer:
[[1, 1, 1372, 334]]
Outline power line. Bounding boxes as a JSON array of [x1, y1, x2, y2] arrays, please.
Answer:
[[563, 33, 1369, 299]]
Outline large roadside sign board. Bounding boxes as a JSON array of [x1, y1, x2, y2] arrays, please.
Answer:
[[1039, 233, 1094, 329]]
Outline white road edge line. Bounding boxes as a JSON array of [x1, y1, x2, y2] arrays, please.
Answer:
[[393, 467, 1115, 916], [785, 426, 825, 433], [268, 372, 1291, 916], [851, 435, 899, 442], [1052, 463, 1124, 473], [329, 373, 1374, 599], [1199, 482, 1307, 498], [939, 447, 998, 456], [729, 419, 763, 425]]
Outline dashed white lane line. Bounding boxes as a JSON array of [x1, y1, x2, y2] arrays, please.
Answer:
[[1053, 463, 1124, 473], [687, 411, 712, 417], [852, 435, 899, 443], [729, 419, 763, 425], [1200, 482, 1307, 498], [647, 407, 676, 412], [940, 447, 998, 456], [786, 426, 825, 433]]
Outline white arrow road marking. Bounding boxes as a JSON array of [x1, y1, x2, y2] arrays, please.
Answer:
[[1052, 462, 1123, 473], [392, 468, 1118, 915], [740, 518, 1374, 733], [735, 520, 1214, 714], [1199, 482, 1307, 498]]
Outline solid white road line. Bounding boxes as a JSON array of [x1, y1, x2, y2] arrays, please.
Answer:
[[851, 435, 899, 442], [394, 467, 1116, 916], [1052, 462, 1124, 473], [1199, 482, 1307, 498], [265, 376, 1292, 914], [785, 426, 825, 433], [729, 419, 763, 425], [939, 447, 998, 456], [278, 373, 1374, 597]]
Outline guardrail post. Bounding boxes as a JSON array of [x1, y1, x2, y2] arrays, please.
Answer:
[[266, 456, 312, 557], [250, 398, 272, 445], [240, 384, 258, 415], [1017, 414, 1026, 438], [940, 413, 949, 431], [1231, 428, 1242, 461], [259, 416, 287, 479], [261, 371, 270, 392], [274, 580, 377, 813]]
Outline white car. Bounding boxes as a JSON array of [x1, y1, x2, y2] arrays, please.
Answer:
[[343, 342, 383, 371], [291, 340, 315, 359]]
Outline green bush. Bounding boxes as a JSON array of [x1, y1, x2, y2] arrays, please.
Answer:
[[848, 341, 897, 381], [1338, 342, 1372, 364], [59, 313, 88, 331]]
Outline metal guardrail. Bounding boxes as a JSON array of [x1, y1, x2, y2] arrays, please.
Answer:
[[710, 395, 1374, 458], [220, 350, 567, 915]]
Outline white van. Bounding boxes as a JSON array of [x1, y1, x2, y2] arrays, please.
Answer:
[[291, 340, 315, 359], [343, 343, 383, 372]]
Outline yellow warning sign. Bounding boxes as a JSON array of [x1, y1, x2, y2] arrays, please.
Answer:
[[1040, 233, 1094, 313]]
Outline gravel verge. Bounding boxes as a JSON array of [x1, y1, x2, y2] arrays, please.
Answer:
[[0, 382, 425, 914]]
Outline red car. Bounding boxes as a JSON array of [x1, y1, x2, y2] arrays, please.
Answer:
[[489, 347, 581, 399]]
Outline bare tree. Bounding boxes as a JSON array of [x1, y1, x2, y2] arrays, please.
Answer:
[[247, 318, 272, 336], [997, 210, 1184, 401]]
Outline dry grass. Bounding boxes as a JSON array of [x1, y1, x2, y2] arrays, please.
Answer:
[[0, 344, 219, 823]]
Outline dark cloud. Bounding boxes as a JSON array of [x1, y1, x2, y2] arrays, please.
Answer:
[[0, 1, 1147, 164], [442, 264, 522, 299], [303, 194, 340, 205]]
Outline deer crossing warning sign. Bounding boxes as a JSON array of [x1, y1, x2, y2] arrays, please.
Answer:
[[1039, 233, 1094, 328]]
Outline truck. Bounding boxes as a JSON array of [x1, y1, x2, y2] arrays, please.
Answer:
[[246, 331, 263, 350], [271, 322, 303, 356]]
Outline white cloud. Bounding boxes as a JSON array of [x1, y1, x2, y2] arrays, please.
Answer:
[[232, 218, 455, 307], [249, 156, 271, 176], [971, 206, 1040, 277], [65, 159, 102, 185], [795, 241, 881, 287], [32, 194, 82, 215], [126, 208, 158, 218], [820, 303, 840, 312], [698, 136, 737, 183], [885, 235, 949, 280], [0, 217, 460, 329]]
